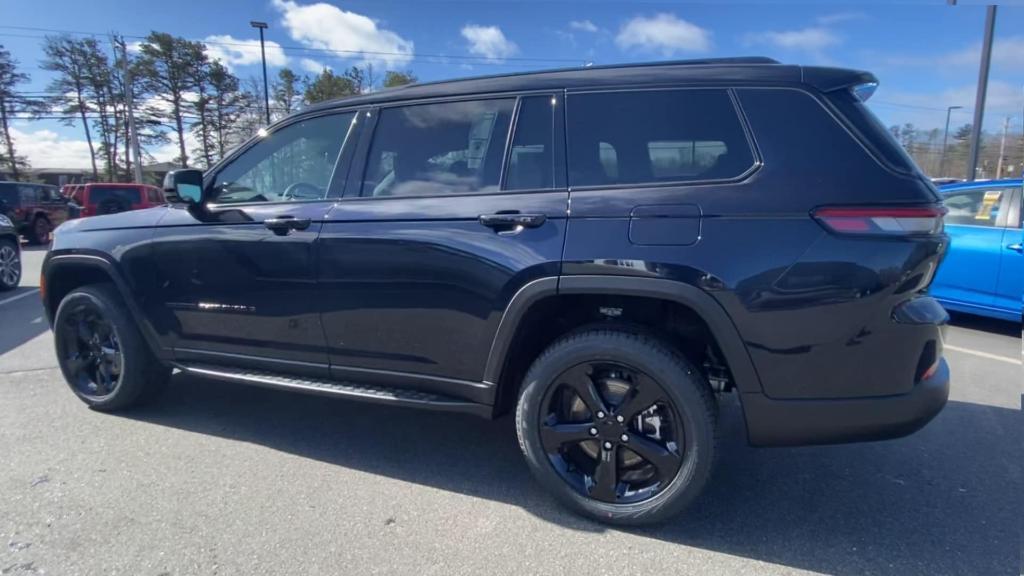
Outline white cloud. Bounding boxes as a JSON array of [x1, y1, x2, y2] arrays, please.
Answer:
[[461, 24, 518, 61], [299, 57, 328, 73], [569, 20, 599, 33], [744, 27, 841, 51], [11, 126, 94, 169], [203, 35, 289, 70], [816, 12, 865, 25], [615, 14, 712, 56], [272, 0, 413, 68], [882, 36, 1024, 73]]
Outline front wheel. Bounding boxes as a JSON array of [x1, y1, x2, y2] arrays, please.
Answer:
[[0, 238, 20, 290], [516, 329, 718, 525], [54, 284, 170, 411]]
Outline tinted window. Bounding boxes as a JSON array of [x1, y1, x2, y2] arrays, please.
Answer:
[[88, 187, 142, 207], [943, 188, 1008, 227], [567, 89, 753, 187], [18, 185, 38, 203], [362, 99, 514, 197], [0, 184, 17, 206], [505, 96, 555, 191], [213, 112, 356, 204]]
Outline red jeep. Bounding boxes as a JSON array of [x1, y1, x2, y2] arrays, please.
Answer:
[[68, 183, 166, 219]]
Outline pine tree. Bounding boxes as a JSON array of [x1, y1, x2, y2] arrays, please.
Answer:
[[134, 32, 205, 168], [41, 35, 100, 179], [0, 45, 31, 180]]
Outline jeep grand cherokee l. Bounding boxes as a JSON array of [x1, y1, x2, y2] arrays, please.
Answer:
[[42, 58, 950, 525]]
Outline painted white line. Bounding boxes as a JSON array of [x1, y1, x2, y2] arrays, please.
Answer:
[[945, 344, 1022, 366], [0, 288, 39, 307]]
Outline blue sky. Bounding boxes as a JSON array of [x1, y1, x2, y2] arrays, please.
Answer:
[[2, 0, 1022, 168]]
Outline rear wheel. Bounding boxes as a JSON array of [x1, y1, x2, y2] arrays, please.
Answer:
[[516, 329, 717, 525], [54, 284, 170, 411], [0, 238, 20, 290], [28, 216, 50, 245]]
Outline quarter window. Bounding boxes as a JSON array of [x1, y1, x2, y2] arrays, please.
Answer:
[[567, 89, 754, 187], [943, 188, 1008, 227], [361, 98, 514, 197], [212, 112, 356, 204], [505, 96, 556, 191]]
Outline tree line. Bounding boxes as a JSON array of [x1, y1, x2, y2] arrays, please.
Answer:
[[0, 33, 417, 181], [890, 122, 1023, 180]]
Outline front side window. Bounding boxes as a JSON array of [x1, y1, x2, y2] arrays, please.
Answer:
[[943, 188, 1008, 227], [567, 89, 754, 187], [362, 98, 514, 197], [212, 112, 356, 204]]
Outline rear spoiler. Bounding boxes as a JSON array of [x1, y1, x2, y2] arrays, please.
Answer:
[[801, 66, 879, 101]]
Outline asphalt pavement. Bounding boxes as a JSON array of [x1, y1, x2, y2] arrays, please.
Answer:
[[0, 246, 1020, 575]]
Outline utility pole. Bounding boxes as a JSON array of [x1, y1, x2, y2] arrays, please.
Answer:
[[250, 21, 271, 125], [967, 5, 996, 181], [940, 105, 962, 178], [118, 38, 144, 184], [995, 116, 1010, 179]]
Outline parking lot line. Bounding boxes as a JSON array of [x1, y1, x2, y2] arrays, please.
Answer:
[[945, 344, 1022, 366], [0, 288, 39, 307]]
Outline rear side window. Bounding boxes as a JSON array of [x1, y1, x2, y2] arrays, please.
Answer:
[[362, 98, 514, 197], [830, 89, 920, 177], [943, 188, 1009, 227], [88, 187, 142, 207], [567, 89, 754, 187]]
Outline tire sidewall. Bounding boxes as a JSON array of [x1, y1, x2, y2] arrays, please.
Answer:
[[31, 217, 50, 245], [516, 331, 716, 525]]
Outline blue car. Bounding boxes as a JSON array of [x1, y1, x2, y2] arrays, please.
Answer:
[[930, 178, 1022, 322]]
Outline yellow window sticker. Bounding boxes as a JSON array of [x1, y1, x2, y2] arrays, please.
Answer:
[[975, 191, 1002, 221]]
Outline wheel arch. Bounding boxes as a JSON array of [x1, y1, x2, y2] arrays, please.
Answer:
[[43, 253, 167, 361], [485, 274, 763, 413]]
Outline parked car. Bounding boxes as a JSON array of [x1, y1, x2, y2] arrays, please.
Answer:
[[0, 181, 68, 244], [41, 58, 951, 525], [67, 183, 166, 219], [930, 178, 1022, 322], [0, 211, 20, 290]]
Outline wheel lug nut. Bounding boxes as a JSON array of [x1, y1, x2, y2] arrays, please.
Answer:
[[589, 427, 598, 436], [616, 415, 624, 423], [602, 441, 613, 450], [620, 434, 629, 442], [596, 411, 606, 419]]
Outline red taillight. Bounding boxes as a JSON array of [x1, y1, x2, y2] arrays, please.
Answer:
[[812, 206, 946, 236]]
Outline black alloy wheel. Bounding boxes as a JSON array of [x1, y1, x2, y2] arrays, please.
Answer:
[[516, 329, 717, 525], [58, 301, 124, 401], [539, 361, 684, 504]]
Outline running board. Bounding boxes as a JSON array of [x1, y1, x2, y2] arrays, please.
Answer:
[[173, 363, 493, 418]]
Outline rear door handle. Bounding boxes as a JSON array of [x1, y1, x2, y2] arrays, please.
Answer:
[[1007, 243, 1023, 253], [264, 216, 311, 235], [478, 213, 546, 234]]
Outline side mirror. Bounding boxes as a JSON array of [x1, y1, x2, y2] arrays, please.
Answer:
[[163, 169, 206, 205]]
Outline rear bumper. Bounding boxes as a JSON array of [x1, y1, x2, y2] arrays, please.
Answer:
[[742, 358, 950, 447]]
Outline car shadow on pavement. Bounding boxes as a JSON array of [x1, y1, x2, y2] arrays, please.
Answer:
[[125, 375, 1020, 575], [947, 312, 1020, 337]]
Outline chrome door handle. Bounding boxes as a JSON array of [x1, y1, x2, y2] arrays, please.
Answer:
[[1006, 243, 1023, 253]]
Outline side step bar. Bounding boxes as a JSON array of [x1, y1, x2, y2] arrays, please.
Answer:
[[173, 363, 493, 418]]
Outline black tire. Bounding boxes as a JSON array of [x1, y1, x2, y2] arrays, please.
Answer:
[[28, 216, 50, 245], [54, 284, 170, 411], [515, 329, 717, 526], [0, 237, 20, 291]]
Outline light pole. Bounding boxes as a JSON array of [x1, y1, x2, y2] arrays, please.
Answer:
[[939, 105, 963, 178], [250, 20, 271, 125], [967, 5, 996, 181]]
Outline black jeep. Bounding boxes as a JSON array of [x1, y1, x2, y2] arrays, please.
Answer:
[[42, 58, 950, 525]]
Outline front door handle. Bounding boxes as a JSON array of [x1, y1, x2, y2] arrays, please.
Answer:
[[478, 213, 546, 235], [264, 216, 311, 235], [1007, 243, 1023, 254]]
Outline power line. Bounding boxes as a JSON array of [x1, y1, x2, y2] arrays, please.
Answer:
[[0, 25, 587, 66]]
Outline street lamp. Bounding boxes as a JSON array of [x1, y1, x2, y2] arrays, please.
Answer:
[[939, 105, 963, 178], [250, 20, 271, 125]]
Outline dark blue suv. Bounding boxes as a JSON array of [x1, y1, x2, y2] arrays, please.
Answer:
[[42, 58, 950, 525]]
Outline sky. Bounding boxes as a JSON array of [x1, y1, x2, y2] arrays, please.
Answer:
[[1, 0, 1022, 168]]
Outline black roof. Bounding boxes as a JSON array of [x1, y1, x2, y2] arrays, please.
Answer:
[[304, 57, 874, 113]]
